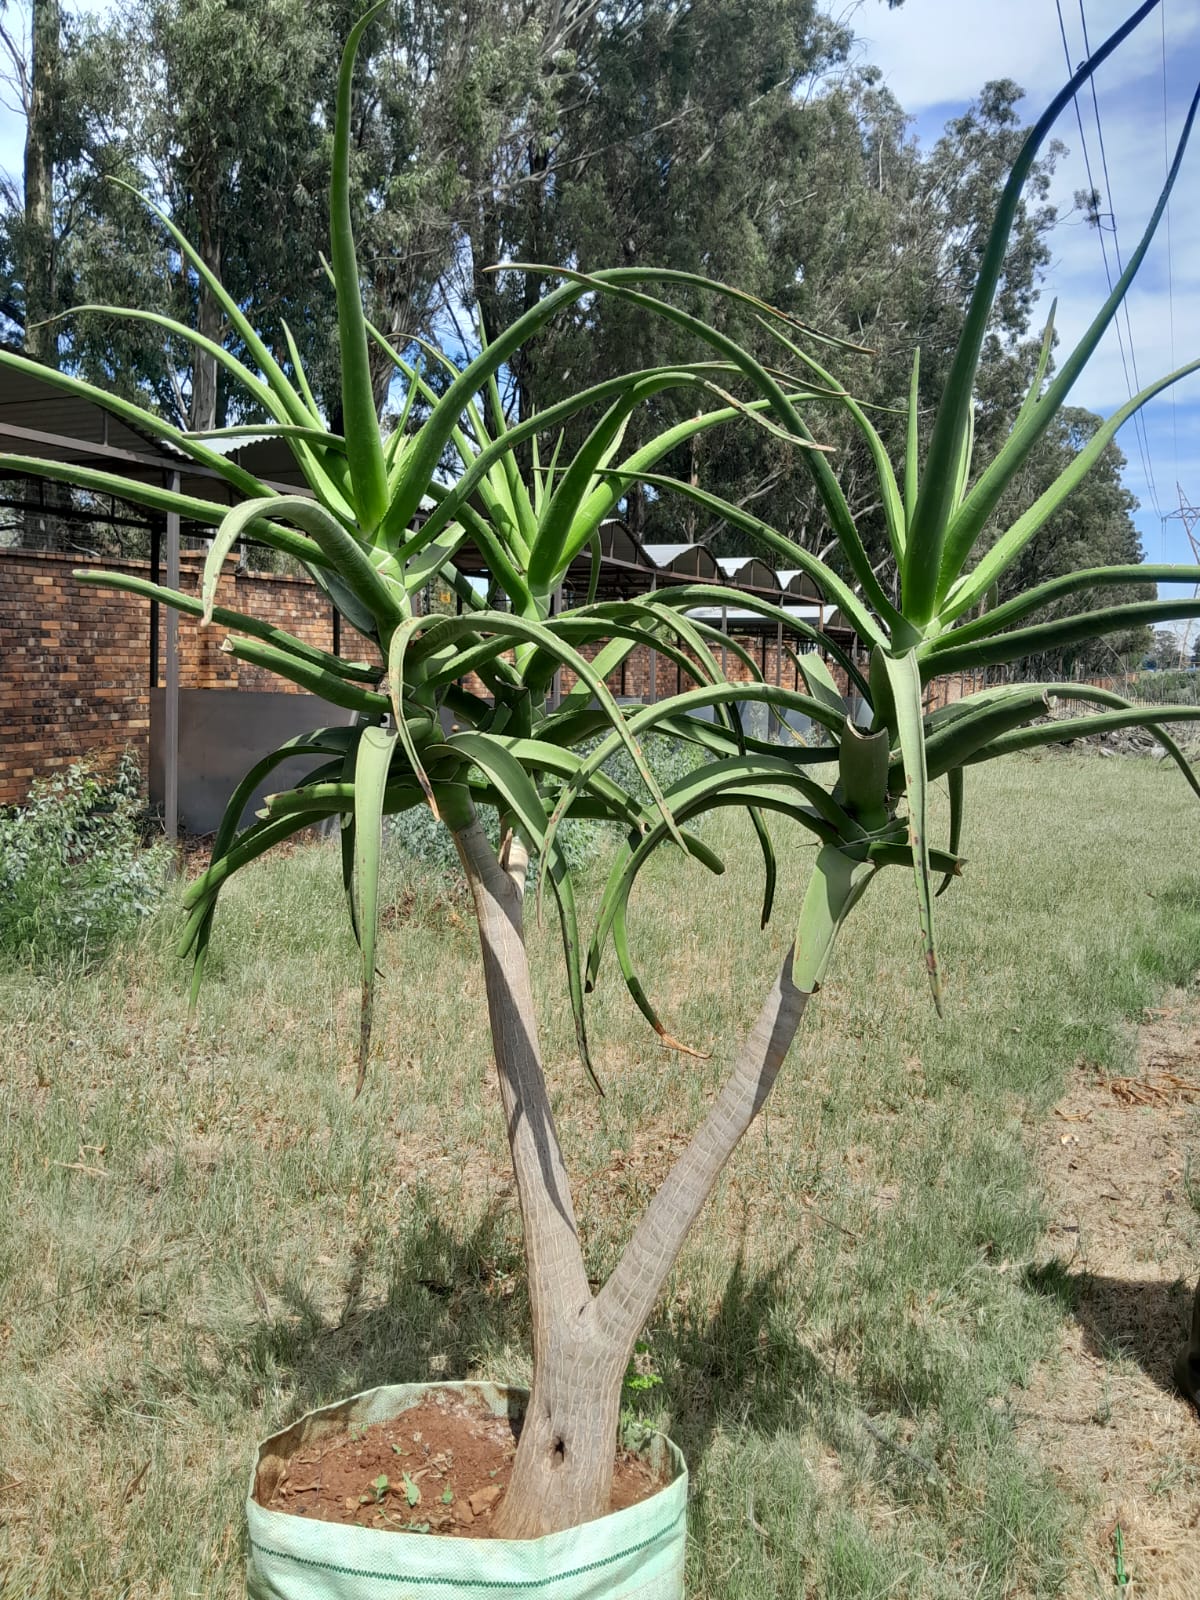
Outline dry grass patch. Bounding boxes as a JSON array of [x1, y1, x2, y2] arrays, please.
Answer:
[[5, 756, 1200, 1597], [1016, 994, 1200, 1599]]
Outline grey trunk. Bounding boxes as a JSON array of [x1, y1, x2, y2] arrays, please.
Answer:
[[190, 201, 221, 432], [455, 813, 817, 1537], [23, 0, 60, 365]]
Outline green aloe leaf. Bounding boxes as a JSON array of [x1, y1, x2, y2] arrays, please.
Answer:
[[1011, 300, 1057, 435], [182, 731, 357, 1001], [936, 563, 1200, 650], [528, 389, 646, 592], [330, 3, 392, 532], [791, 846, 877, 992], [388, 611, 685, 850], [540, 684, 856, 890], [0, 447, 303, 556], [588, 780, 851, 1029], [645, 710, 837, 766], [795, 651, 849, 726], [603, 469, 885, 650], [903, 0, 1166, 622], [0, 344, 276, 500], [106, 178, 314, 431], [561, 383, 825, 581], [202, 496, 405, 636], [538, 268, 902, 630], [965, 707, 1200, 767], [72, 570, 378, 683], [642, 583, 870, 701], [180, 811, 324, 927], [351, 724, 398, 1094], [187, 423, 348, 452], [938, 683, 1200, 799], [280, 317, 323, 419], [609, 890, 709, 1058], [757, 317, 906, 570], [939, 352, 1200, 623], [926, 598, 1200, 676], [938, 767, 965, 898], [937, 85, 1199, 604], [876, 649, 943, 1013], [403, 363, 735, 566], [219, 634, 390, 714], [903, 348, 920, 531]]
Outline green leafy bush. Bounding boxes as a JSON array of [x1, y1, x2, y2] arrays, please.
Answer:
[[0, 754, 170, 968], [384, 734, 708, 889], [589, 732, 709, 807], [1128, 669, 1200, 706]]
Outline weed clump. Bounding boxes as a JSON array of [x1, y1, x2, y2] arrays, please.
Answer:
[[0, 753, 170, 969]]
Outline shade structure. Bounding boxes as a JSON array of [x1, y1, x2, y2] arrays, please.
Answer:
[[0, 357, 861, 829]]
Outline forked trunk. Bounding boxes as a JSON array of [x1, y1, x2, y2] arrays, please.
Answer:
[[455, 816, 626, 1534], [455, 819, 869, 1538]]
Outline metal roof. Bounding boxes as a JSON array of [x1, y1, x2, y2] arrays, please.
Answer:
[[0, 359, 851, 636]]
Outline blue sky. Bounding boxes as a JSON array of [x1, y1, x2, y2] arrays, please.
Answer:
[[0, 0, 1195, 572], [856, 0, 1200, 571]]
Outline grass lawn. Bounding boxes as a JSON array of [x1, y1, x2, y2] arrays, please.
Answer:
[[3, 752, 1200, 1599]]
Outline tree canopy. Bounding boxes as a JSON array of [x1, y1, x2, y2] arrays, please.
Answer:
[[0, 0, 1149, 616]]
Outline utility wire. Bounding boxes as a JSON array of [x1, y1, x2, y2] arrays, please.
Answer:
[[1076, 0, 1166, 525], [1161, 3, 1179, 481], [1053, 0, 1164, 530]]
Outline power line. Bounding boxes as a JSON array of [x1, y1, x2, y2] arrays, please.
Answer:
[[1161, 2, 1179, 483], [1053, 0, 1165, 528], [1075, 0, 1166, 525]]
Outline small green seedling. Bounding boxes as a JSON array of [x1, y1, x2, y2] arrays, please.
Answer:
[[623, 1342, 663, 1396], [440, 1486, 454, 1505], [402, 1472, 421, 1507], [1113, 1523, 1131, 1592]]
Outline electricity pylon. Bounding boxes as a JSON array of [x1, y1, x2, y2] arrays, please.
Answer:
[[1166, 484, 1200, 664]]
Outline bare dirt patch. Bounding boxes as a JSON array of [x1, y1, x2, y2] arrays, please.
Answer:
[[1017, 994, 1200, 1597], [258, 1388, 666, 1539]]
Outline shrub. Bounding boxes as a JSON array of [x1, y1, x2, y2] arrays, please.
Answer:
[[1129, 668, 1200, 706], [0, 753, 170, 969], [384, 733, 708, 887]]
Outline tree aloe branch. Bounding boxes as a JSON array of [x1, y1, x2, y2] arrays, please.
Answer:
[[902, 0, 1166, 621], [592, 847, 872, 1353]]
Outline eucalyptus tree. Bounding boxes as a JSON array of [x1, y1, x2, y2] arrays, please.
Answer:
[[4, 0, 1200, 1551]]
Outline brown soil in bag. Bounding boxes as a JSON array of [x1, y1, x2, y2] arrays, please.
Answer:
[[259, 1387, 667, 1539]]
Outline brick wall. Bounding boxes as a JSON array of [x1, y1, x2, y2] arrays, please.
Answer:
[[1, 546, 853, 810], [0, 549, 345, 807]]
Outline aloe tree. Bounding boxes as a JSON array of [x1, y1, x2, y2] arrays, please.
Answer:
[[6, 0, 1200, 1545], [540, 1, 1200, 1021]]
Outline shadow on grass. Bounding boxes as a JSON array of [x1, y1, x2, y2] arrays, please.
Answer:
[[1147, 874, 1200, 915], [1024, 1261, 1197, 1401], [652, 1245, 873, 1475], [224, 1215, 849, 1471], [216, 1193, 532, 1425]]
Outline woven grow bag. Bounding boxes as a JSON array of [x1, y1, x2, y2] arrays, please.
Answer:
[[246, 1382, 688, 1600]]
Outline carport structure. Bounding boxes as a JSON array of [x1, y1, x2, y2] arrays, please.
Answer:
[[0, 355, 857, 833]]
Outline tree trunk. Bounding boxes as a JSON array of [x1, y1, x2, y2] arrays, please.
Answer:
[[454, 816, 625, 1535], [454, 820, 868, 1538], [190, 192, 221, 432], [23, 0, 60, 365]]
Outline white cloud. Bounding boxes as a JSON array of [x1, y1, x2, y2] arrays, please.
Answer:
[[856, 0, 1199, 116], [853, 0, 1200, 545]]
